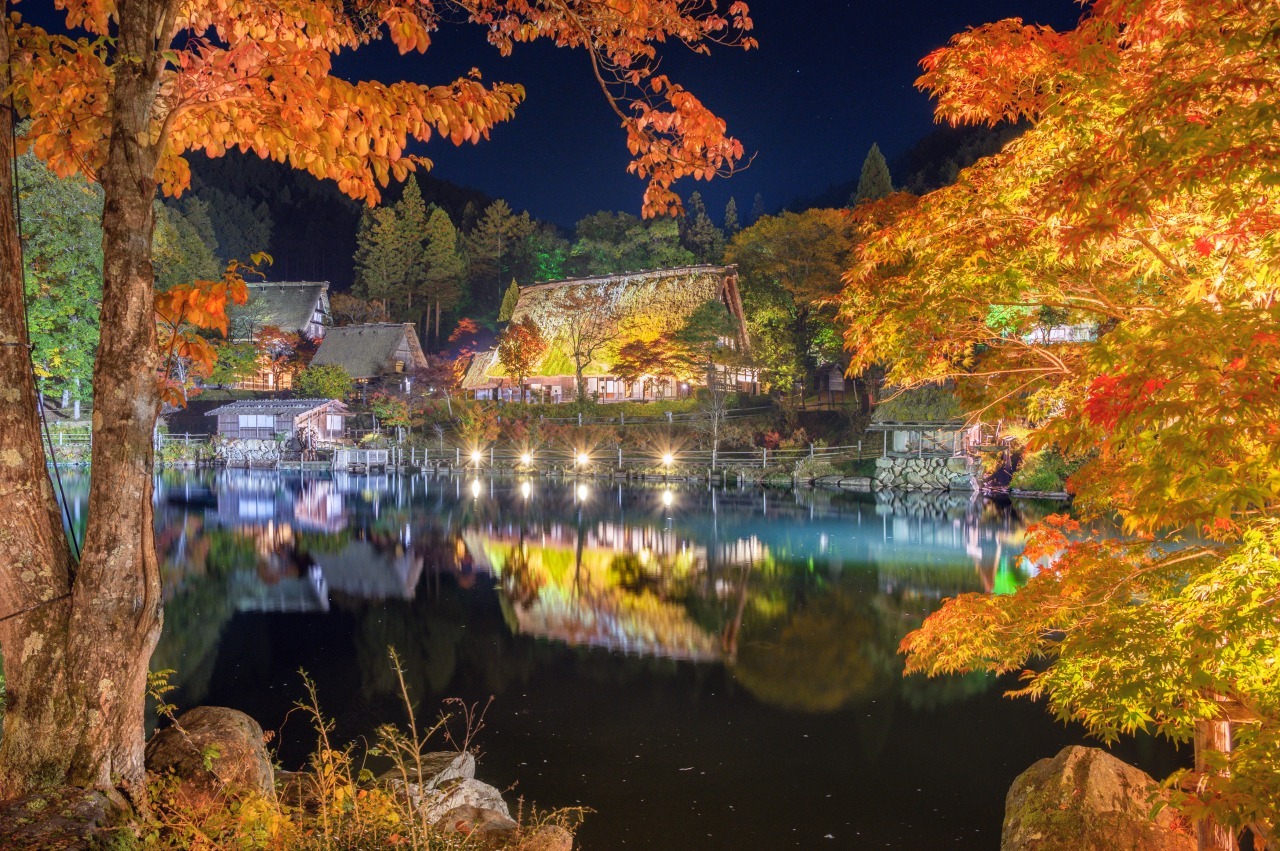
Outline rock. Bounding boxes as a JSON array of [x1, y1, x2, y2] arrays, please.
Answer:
[[382, 751, 477, 810], [0, 787, 110, 851], [145, 706, 274, 798], [1002, 746, 1194, 851], [874, 456, 894, 469], [517, 824, 575, 851], [946, 456, 972, 474], [423, 778, 510, 825], [437, 803, 519, 838]]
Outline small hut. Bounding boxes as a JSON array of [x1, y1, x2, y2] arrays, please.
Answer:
[[309, 323, 429, 384], [207, 399, 349, 443], [867, 385, 970, 457]]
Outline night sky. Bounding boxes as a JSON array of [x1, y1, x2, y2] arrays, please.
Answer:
[[337, 0, 1084, 226]]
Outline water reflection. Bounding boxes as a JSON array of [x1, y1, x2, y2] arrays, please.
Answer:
[[135, 470, 1060, 717]]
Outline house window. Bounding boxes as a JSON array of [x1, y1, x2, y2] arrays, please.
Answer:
[[326, 414, 343, 433], [395, 360, 405, 373], [237, 414, 274, 430]]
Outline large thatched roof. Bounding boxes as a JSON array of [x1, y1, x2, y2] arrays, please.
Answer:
[[462, 265, 744, 390], [228, 281, 329, 339], [310, 323, 428, 380]]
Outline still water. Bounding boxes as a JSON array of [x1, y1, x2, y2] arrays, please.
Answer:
[[70, 471, 1180, 849]]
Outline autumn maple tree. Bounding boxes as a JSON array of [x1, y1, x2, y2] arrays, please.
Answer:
[[496, 316, 548, 403], [842, 1, 1280, 847], [0, 0, 752, 800]]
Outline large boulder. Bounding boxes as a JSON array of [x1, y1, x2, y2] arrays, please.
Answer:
[[1002, 746, 1194, 851], [423, 778, 510, 824], [145, 706, 274, 798], [382, 750, 477, 810]]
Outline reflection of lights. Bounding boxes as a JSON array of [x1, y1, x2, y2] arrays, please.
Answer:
[[638, 547, 651, 565], [520, 453, 533, 465], [470, 450, 483, 465], [520, 481, 531, 500], [470, 479, 482, 498], [576, 484, 589, 501], [662, 453, 674, 467], [661, 490, 674, 507], [576, 452, 590, 467]]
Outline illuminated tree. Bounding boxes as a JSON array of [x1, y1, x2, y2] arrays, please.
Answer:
[[557, 287, 624, 403], [1, 0, 754, 796], [851, 142, 892, 206], [497, 316, 548, 403], [844, 2, 1280, 845], [498, 278, 521, 323]]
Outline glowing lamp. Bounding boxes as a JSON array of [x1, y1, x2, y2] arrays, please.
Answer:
[[520, 453, 533, 465], [470, 450, 483, 464], [577, 452, 590, 467], [662, 453, 674, 467]]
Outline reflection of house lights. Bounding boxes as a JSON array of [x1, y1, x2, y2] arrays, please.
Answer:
[[576, 484, 589, 501], [470, 479, 482, 498], [639, 547, 651, 565], [662, 490, 674, 508], [520, 481, 531, 500]]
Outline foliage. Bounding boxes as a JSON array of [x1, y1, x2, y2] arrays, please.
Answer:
[[498, 278, 520, 323], [851, 142, 893, 206], [205, 340, 258, 387], [1008, 448, 1079, 494], [295, 364, 355, 400], [329, 293, 389, 326], [466, 200, 534, 314], [154, 263, 255, 405], [723, 196, 740, 236], [252, 325, 312, 391], [153, 202, 222, 293], [844, 0, 1280, 839], [496, 316, 548, 403], [871, 385, 963, 423], [567, 211, 696, 277], [678, 191, 725, 263], [418, 204, 467, 342]]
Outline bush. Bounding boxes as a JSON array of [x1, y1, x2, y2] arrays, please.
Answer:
[[1010, 448, 1082, 493], [295, 364, 354, 400]]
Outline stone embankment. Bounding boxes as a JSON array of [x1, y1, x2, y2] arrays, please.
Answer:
[[875, 455, 979, 492]]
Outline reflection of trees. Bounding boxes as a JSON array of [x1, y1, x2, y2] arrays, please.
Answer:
[[733, 584, 897, 712]]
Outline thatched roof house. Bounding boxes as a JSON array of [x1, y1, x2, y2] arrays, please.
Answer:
[[228, 281, 331, 341], [462, 264, 751, 402], [309, 323, 428, 381]]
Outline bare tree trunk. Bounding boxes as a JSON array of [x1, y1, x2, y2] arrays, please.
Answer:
[[0, 13, 78, 796], [434, 298, 441, 345]]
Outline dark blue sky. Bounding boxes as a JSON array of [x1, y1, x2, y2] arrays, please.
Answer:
[[338, 0, 1084, 227]]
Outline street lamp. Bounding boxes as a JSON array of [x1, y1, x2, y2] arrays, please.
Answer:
[[520, 452, 533, 466], [662, 453, 674, 468], [470, 450, 483, 467], [576, 452, 590, 468]]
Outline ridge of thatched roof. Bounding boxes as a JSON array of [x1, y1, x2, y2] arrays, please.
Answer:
[[205, 399, 347, 417], [871, 385, 965, 425], [310, 323, 427, 380], [466, 265, 743, 386], [228, 281, 329, 338]]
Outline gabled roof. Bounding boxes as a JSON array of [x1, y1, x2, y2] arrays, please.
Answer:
[[228, 281, 330, 338], [205, 399, 348, 417], [309, 323, 428, 380], [463, 264, 745, 388]]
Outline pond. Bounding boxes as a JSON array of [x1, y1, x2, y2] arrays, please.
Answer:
[[65, 471, 1182, 848]]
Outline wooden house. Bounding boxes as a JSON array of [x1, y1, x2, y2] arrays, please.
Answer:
[[867, 385, 974, 457], [309, 323, 429, 384], [207, 399, 349, 444], [226, 281, 332, 391], [461, 264, 756, 402]]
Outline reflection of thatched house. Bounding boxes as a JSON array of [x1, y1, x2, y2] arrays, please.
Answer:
[[310, 323, 429, 384], [461, 265, 753, 402]]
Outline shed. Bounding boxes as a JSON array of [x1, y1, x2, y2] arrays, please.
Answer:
[[206, 399, 349, 443], [867, 385, 972, 456], [309, 323, 429, 381]]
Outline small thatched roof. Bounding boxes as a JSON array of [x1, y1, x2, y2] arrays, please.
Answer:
[[228, 281, 330, 339], [870, 385, 965, 426], [205, 399, 348, 417], [462, 264, 745, 389], [310, 323, 428, 380]]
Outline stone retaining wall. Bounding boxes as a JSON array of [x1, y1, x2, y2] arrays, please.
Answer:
[[874, 454, 979, 491], [215, 438, 281, 466]]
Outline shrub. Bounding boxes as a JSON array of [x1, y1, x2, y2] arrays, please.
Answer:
[[1010, 448, 1082, 493], [295, 364, 354, 400]]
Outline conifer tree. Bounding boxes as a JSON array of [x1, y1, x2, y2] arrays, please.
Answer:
[[679, 191, 725, 263], [498, 278, 520, 322], [724, 196, 741, 236], [750, 193, 766, 225], [419, 205, 466, 346], [852, 143, 893, 206]]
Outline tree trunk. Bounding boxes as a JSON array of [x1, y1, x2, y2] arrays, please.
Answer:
[[0, 0, 174, 798], [1195, 705, 1238, 851], [0, 13, 78, 797], [434, 298, 441, 344]]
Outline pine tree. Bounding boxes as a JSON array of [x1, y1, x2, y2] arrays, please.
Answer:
[[679, 191, 725, 263], [750, 192, 766, 225], [466, 199, 533, 316], [419, 205, 466, 346], [498, 278, 520, 322], [852, 142, 893, 206], [723, 196, 740, 236], [395, 176, 429, 315]]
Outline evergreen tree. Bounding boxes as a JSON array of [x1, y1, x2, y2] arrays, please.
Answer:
[[498, 278, 520, 322], [466, 200, 533, 316], [750, 192, 766, 225], [679, 191, 725, 263], [153, 202, 221, 292], [196, 186, 273, 264], [852, 142, 893, 206], [723, 196, 741, 236], [418, 205, 466, 345], [395, 176, 430, 315]]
